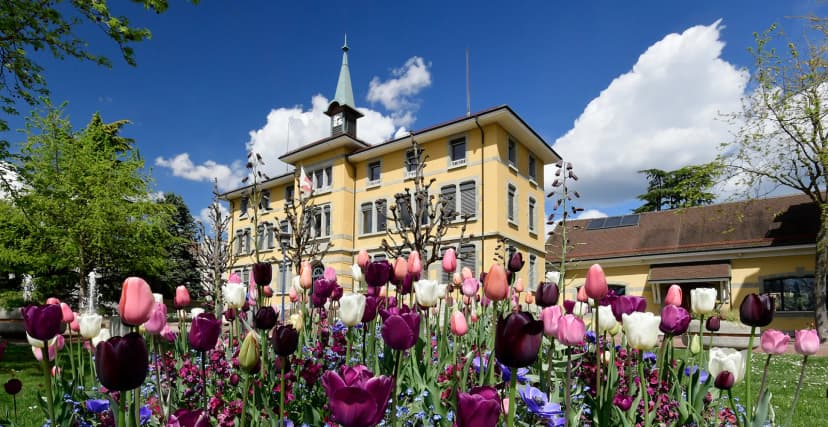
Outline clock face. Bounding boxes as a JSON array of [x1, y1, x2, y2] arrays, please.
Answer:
[[333, 113, 344, 127]]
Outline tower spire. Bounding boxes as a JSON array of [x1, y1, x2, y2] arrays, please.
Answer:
[[333, 34, 355, 108]]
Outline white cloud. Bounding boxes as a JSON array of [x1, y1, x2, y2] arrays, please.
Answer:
[[154, 153, 246, 192], [550, 20, 749, 210], [198, 202, 229, 226], [367, 56, 432, 127], [545, 208, 608, 236]]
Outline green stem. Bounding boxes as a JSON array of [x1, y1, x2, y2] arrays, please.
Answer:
[[280, 359, 287, 427], [728, 389, 742, 427], [757, 354, 772, 406], [657, 334, 670, 380], [390, 350, 403, 427], [639, 352, 650, 427], [594, 304, 602, 414], [345, 328, 351, 365], [787, 355, 809, 427], [564, 349, 573, 425], [744, 326, 756, 420], [118, 392, 127, 427], [39, 345, 56, 424], [133, 385, 141, 427], [506, 372, 517, 427], [240, 373, 251, 427]]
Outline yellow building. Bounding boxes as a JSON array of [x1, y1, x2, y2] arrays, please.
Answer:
[[546, 194, 820, 332], [221, 42, 560, 302]]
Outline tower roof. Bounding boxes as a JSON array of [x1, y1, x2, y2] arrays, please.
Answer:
[[332, 35, 355, 109]]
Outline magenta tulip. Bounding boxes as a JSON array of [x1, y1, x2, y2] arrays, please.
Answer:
[[611, 295, 647, 322], [362, 295, 380, 323], [613, 394, 633, 411], [794, 329, 820, 355], [584, 263, 608, 300], [21, 304, 62, 342], [456, 386, 502, 427], [760, 329, 789, 354], [380, 304, 420, 351], [365, 260, 393, 288], [95, 332, 148, 391], [556, 314, 586, 346], [144, 302, 167, 335], [659, 305, 691, 335], [739, 293, 775, 327], [495, 311, 543, 368], [170, 409, 211, 427], [118, 277, 155, 326], [321, 365, 393, 427], [541, 305, 563, 337], [188, 313, 221, 352]]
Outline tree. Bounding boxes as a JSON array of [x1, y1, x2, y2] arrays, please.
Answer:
[[634, 164, 720, 213], [276, 172, 333, 275], [0, 0, 196, 135], [381, 139, 471, 269], [721, 18, 828, 341], [196, 180, 236, 316], [0, 105, 172, 306], [150, 192, 201, 298]]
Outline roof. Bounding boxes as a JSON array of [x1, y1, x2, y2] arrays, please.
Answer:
[[546, 193, 819, 262], [278, 133, 370, 164], [218, 171, 294, 199], [647, 261, 731, 282], [332, 38, 355, 109]]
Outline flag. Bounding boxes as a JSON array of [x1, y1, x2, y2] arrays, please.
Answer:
[[299, 166, 313, 197]]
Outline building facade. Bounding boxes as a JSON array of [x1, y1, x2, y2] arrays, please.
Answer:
[[546, 194, 820, 332], [221, 42, 560, 302]]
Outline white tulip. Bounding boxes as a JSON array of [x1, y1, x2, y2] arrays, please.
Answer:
[[190, 307, 205, 319], [414, 280, 447, 307], [153, 293, 164, 303], [292, 276, 302, 292], [339, 294, 366, 326], [690, 288, 717, 315], [26, 333, 58, 349], [573, 301, 590, 317], [351, 263, 364, 288], [92, 328, 111, 347], [223, 282, 246, 309], [289, 313, 303, 331], [596, 305, 617, 333], [708, 347, 747, 385], [78, 313, 103, 339], [545, 271, 560, 285], [622, 312, 662, 350]]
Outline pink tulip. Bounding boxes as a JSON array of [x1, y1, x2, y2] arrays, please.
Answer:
[[484, 264, 509, 301], [175, 285, 191, 308], [461, 277, 479, 297], [69, 313, 80, 332], [263, 285, 274, 297], [577, 286, 588, 303], [59, 303, 74, 324], [324, 266, 337, 282], [442, 248, 457, 273], [32, 342, 57, 361], [470, 314, 479, 323], [541, 306, 563, 337], [514, 278, 525, 293], [46, 297, 60, 305], [55, 334, 65, 351], [525, 294, 535, 305], [461, 266, 473, 280], [118, 277, 155, 326], [760, 329, 790, 355], [664, 284, 683, 306], [289, 286, 299, 303], [379, 286, 388, 298], [794, 329, 820, 355], [144, 302, 168, 335], [357, 249, 371, 269], [453, 273, 462, 286], [556, 314, 586, 346], [51, 366, 61, 377], [584, 264, 608, 300], [161, 324, 176, 343], [300, 261, 313, 289], [408, 251, 422, 277], [393, 257, 408, 283], [228, 273, 242, 284]]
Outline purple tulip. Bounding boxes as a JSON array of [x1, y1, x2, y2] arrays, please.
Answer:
[[495, 311, 543, 368], [254, 306, 278, 330], [599, 289, 619, 307], [508, 252, 525, 272], [223, 308, 236, 322], [95, 332, 148, 391], [271, 324, 299, 357], [380, 304, 420, 350], [4, 378, 22, 395], [252, 262, 272, 287], [714, 371, 735, 390], [312, 278, 337, 307], [613, 394, 633, 411], [563, 299, 576, 314], [331, 284, 344, 301], [739, 293, 775, 327], [397, 272, 415, 295], [321, 365, 393, 427], [456, 386, 502, 427], [706, 316, 721, 332], [365, 260, 393, 288], [659, 305, 691, 335], [21, 304, 63, 341], [362, 295, 379, 323], [188, 313, 222, 352], [170, 408, 211, 427], [611, 296, 647, 322], [535, 282, 559, 307]]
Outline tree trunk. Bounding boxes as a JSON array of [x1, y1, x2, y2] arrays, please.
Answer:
[[816, 206, 828, 342]]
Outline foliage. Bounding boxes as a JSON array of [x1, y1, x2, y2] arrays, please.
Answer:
[[0, 105, 173, 305], [720, 17, 828, 340], [633, 164, 721, 213], [142, 192, 201, 299]]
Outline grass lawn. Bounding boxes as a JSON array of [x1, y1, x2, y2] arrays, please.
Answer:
[[1, 341, 827, 426]]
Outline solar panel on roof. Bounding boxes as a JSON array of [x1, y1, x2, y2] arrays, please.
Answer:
[[620, 214, 640, 226], [603, 216, 622, 228], [586, 214, 640, 231], [586, 218, 606, 230]]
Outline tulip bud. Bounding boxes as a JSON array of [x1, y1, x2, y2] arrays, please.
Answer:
[[524, 293, 535, 305], [393, 257, 408, 283], [541, 305, 562, 337], [59, 303, 74, 324], [535, 282, 559, 307], [46, 297, 60, 305], [357, 249, 370, 269], [508, 252, 525, 272], [351, 263, 364, 287], [514, 278, 524, 293], [118, 277, 155, 327], [483, 264, 509, 301], [760, 329, 789, 354], [289, 286, 299, 303], [408, 251, 422, 277], [228, 273, 242, 284], [69, 313, 80, 333], [442, 248, 457, 273], [689, 335, 702, 355], [253, 262, 273, 287], [714, 371, 735, 390], [664, 284, 682, 306], [450, 311, 468, 336], [577, 286, 588, 302], [144, 302, 167, 335], [300, 261, 313, 289], [690, 288, 717, 315], [495, 311, 543, 367], [453, 273, 462, 287], [254, 306, 278, 330], [739, 293, 775, 327], [239, 332, 260, 373], [340, 294, 366, 327], [263, 285, 274, 297], [175, 286, 191, 308], [272, 324, 300, 357], [3, 379, 22, 395], [706, 316, 721, 332], [584, 264, 608, 300]]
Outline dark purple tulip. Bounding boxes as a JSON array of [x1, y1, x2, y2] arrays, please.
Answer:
[[380, 304, 420, 351], [321, 365, 393, 427], [95, 332, 148, 391], [456, 386, 502, 427], [714, 371, 735, 390], [21, 304, 63, 341], [189, 313, 222, 352], [659, 305, 691, 335], [312, 278, 336, 307], [171, 408, 211, 427], [365, 260, 393, 288], [495, 311, 543, 368], [479, 272, 487, 284], [535, 281, 559, 307], [331, 284, 344, 301], [613, 394, 632, 411], [563, 299, 576, 314], [252, 262, 272, 287], [599, 289, 619, 307], [508, 252, 525, 272], [397, 272, 415, 295], [223, 308, 236, 321], [254, 306, 278, 330], [362, 295, 379, 323], [706, 316, 721, 332], [4, 378, 22, 395], [271, 324, 299, 357], [739, 293, 775, 327], [611, 296, 647, 322]]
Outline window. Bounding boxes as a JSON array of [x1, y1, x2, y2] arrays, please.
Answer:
[[240, 197, 249, 217], [235, 230, 243, 254], [397, 194, 428, 227], [441, 185, 457, 220], [459, 244, 476, 277], [376, 200, 387, 232], [367, 161, 381, 186], [450, 137, 466, 167], [279, 220, 291, 249], [260, 190, 271, 210], [528, 197, 536, 232], [242, 229, 251, 253], [312, 166, 333, 191], [460, 181, 476, 218], [764, 276, 816, 312], [508, 139, 517, 167], [398, 196, 413, 227], [361, 202, 373, 234], [312, 204, 332, 238], [608, 284, 626, 296], [257, 224, 266, 250], [507, 184, 517, 222], [372, 253, 387, 262], [361, 200, 387, 234], [528, 156, 537, 181], [266, 223, 275, 249], [405, 150, 418, 178], [285, 186, 294, 204], [528, 254, 537, 291]]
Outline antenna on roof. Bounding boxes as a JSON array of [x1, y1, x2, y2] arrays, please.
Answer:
[[465, 48, 471, 117]]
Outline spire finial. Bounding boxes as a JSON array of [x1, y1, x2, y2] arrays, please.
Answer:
[[343, 33, 349, 52], [332, 37, 355, 108]]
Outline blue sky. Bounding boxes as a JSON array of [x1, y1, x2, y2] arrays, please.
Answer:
[[4, 0, 826, 226]]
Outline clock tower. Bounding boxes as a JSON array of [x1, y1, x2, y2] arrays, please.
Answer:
[[325, 36, 363, 138]]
